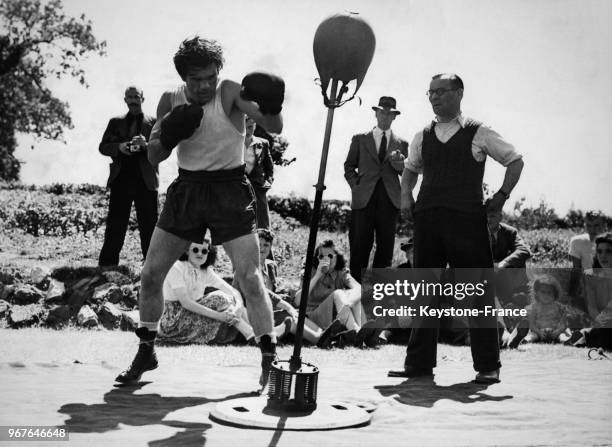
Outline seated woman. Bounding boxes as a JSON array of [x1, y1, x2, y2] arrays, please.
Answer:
[[566, 232, 612, 350], [158, 239, 287, 345], [295, 239, 376, 347], [257, 229, 337, 347]]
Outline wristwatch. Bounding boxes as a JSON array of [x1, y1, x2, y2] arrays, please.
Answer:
[[496, 189, 510, 200]]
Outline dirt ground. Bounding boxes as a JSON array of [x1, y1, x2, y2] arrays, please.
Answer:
[[0, 329, 611, 447]]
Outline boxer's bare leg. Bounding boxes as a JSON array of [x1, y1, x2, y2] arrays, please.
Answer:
[[224, 233, 276, 388], [116, 227, 190, 383]]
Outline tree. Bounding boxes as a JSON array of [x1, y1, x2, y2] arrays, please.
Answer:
[[0, 0, 106, 180], [253, 125, 296, 167]]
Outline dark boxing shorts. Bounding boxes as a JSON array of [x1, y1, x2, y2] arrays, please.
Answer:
[[157, 165, 257, 245]]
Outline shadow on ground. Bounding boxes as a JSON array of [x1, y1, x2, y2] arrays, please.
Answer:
[[58, 382, 257, 446], [375, 377, 513, 408]]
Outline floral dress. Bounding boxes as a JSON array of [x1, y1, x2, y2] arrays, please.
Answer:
[[157, 261, 240, 345]]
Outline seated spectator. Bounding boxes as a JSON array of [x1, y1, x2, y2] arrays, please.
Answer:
[[487, 209, 531, 307], [158, 239, 288, 345], [584, 232, 612, 320], [295, 240, 380, 347], [568, 211, 607, 306], [508, 275, 571, 348], [257, 229, 334, 347], [566, 232, 612, 350], [245, 117, 274, 229]]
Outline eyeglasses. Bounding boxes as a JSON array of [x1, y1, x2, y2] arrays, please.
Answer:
[[318, 253, 334, 260], [192, 246, 209, 254], [426, 88, 458, 97]]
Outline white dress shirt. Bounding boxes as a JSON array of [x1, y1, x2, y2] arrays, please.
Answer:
[[404, 114, 522, 174], [372, 127, 391, 152]]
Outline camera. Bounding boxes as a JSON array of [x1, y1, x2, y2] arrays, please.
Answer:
[[127, 143, 140, 153]]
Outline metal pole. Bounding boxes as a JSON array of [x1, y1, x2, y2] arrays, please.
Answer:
[[290, 79, 339, 371]]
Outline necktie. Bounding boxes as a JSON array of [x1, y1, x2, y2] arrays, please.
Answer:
[[378, 132, 387, 162]]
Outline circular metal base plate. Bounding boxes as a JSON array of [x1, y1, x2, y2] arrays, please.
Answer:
[[210, 397, 373, 431]]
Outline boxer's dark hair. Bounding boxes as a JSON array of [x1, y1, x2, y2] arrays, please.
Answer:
[[173, 36, 225, 80], [432, 73, 464, 90]]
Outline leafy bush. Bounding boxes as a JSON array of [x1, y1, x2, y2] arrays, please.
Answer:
[[522, 228, 572, 267]]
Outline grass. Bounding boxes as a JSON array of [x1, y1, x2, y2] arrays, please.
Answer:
[[0, 211, 412, 288]]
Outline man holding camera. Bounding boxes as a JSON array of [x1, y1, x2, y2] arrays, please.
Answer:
[[98, 86, 158, 267]]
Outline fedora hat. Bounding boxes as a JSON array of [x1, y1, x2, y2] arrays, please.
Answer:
[[372, 96, 400, 114]]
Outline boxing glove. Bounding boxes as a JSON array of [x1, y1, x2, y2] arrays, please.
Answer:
[[159, 103, 203, 151], [241, 72, 285, 115]]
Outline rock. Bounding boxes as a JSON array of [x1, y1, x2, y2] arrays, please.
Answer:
[[0, 284, 14, 301], [77, 305, 98, 328], [10, 284, 45, 305], [45, 279, 66, 304], [98, 302, 122, 329], [119, 284, 139, 308], [66, 276, 100, 311], [102, 270, 132, 286], [8, 304, 45, 328], [0, 299, 10, 317], [45, 305, 71, 327], [120, 310, 140, 332], [0, 267, 20, 285], [91, 283, 123, 304], [30, 266, 52, 290]]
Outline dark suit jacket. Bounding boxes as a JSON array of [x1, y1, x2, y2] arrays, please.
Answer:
[[492, 222, 531, 302], [491, 222, 531, 267], [344, 130, 409, 210], [99, 113, 158, 191]]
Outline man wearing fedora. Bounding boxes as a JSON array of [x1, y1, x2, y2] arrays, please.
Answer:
[[344, 96, 409, 282]]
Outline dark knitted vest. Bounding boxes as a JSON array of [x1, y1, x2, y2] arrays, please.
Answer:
[[415, 118, 484, 213]]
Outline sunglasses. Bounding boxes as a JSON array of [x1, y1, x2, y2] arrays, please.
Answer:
[[318, 253, 334, 260], [191, 246, 209, 255]]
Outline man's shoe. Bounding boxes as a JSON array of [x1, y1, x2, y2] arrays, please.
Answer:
[[316, 319, 343, 349], [336, 329, 357, 348], [258, 334, 277, 392], [115, 342, 158, 383], [387, 365, 434, 378], [355, 320, 381, 348], [475, 369, 500, 384], [564, 330, 586, 347], [259, 352, 276, 392], [115, 327, 158, 384]]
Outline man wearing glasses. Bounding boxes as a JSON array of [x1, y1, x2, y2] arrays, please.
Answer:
[[389, 73, 524, 384]]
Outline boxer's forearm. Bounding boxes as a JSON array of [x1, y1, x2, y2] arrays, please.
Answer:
[[258, 113, 283, 134], [147, 139, 172, 166]]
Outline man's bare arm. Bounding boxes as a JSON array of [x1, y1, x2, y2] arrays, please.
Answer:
[[499, 158, 524, 196], [486, 158, 524, 212], [147, 92, 173, 166], [401, 168, 419, 209]]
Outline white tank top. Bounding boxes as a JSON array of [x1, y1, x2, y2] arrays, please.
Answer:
[[169, 84, 245, 171]]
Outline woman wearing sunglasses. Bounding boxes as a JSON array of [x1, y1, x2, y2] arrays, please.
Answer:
[[156, 238, 256, 345], [295, 239, 372, 347]]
